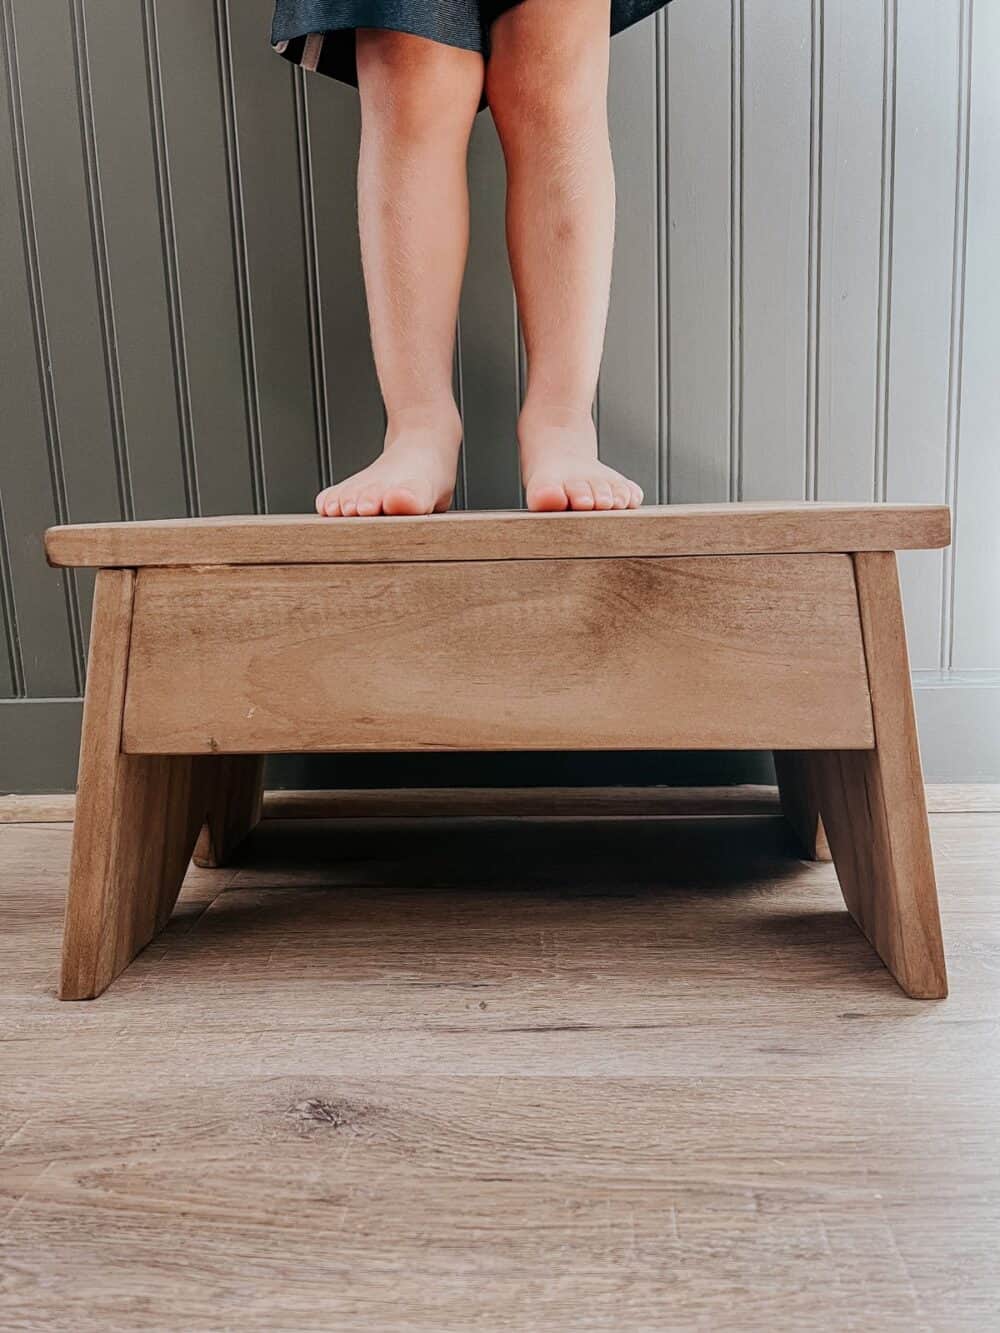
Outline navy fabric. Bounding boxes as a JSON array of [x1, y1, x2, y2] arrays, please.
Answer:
[[271, 0, 672, 101]]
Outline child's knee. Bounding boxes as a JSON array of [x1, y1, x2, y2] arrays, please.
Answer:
[[488, 50, 606, 143], [357, 30, 482, 136]]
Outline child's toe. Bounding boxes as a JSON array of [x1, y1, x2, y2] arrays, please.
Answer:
[[383, 482, 433, 515], [592, 480, 615, 510], [356, 486, 383, 517], [564, 481, 594, 510], [527, 480, 570, 512]]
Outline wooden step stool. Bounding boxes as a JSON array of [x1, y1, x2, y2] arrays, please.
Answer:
[[45, 502, 951, 1001]]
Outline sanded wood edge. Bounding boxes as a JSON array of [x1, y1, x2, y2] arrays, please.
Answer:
[[43, 503, 952, 568], [60, 569, 137, 998]]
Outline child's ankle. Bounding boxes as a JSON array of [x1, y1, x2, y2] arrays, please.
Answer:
[[385, 400, 462, 440], [518, 398, 598, 465], [519, 398, 595, 433]]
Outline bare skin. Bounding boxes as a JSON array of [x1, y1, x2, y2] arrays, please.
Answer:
[[316, 0, 642, 518], [316, 32, 481, 518], [488, 0, 641, 512]]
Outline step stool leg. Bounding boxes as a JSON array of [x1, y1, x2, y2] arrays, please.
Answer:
[[773, 751, 832, 860], [193, 756, 265, 867], [61, 571, 210, 1000], [809, 552, 947, 999]]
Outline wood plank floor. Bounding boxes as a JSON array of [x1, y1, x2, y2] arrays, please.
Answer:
[[2, 809, 998, 1330]]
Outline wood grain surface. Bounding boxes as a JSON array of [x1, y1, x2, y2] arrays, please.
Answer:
[[59, 571, 212, 999], [2, 808, 998, 1329], [43, 502, 952, 568], [773, 751, 832, 860], [806, 553, 948, 999], [193, 756, 266, 868], [121, 555, 874, 754]]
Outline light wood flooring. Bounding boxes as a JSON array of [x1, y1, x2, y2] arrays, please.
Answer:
[[2, 797, 999, 1330]]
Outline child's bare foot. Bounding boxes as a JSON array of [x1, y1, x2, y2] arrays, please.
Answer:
[[519, 405, 643, 512], [315, 405, 463, 517]]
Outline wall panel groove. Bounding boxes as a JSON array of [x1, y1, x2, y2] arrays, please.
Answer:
[[213, 0, 265, 513], [151, 0, 254, 517], [805, 0, 823, 501], [0, 488, 23, 697], [602, 19, 660, 499], [729, 0, 744, 501], [950, 0, 1000, 670], [142, 0, 199, 518], [655, 9, 669, 504], [816, 0, 883, 503], [941, 0, 973, 670], [874, 0, 897, 502], [69, 0, 133, 525], [665, 0, 731, 504], [887, 1, 962, 669]]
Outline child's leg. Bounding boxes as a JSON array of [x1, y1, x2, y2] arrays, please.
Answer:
[[487, 0, 642, 511], [316, 31, 484, 517]]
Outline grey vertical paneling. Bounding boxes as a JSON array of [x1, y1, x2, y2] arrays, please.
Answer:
[[10, 2, 120, 531], [602, 20, 660, 500], [885, 0, 960, 669], [10, 0, 124, 657], [228, 1, 318, 511], [0, 3, 997, 787], [0, 1, 78, 696], [940, 0, 972, 670], [459, 116, 522, 509], [84, 0, 191, 520], [739, 0, 813, 499], [815, 0, 884, 501], [306, 75, 385, 483], [665, 0, 732, 502], [153, 0, 254, 516], [952, 0, 999, 669]]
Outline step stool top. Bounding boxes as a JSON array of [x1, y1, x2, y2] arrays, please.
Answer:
[[44, 502, 950, 569]]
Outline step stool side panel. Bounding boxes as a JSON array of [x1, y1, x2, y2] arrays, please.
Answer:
[[60, 570, 211, 1000], [806, 552, 947, 999], [119, 555, 877, 755]]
